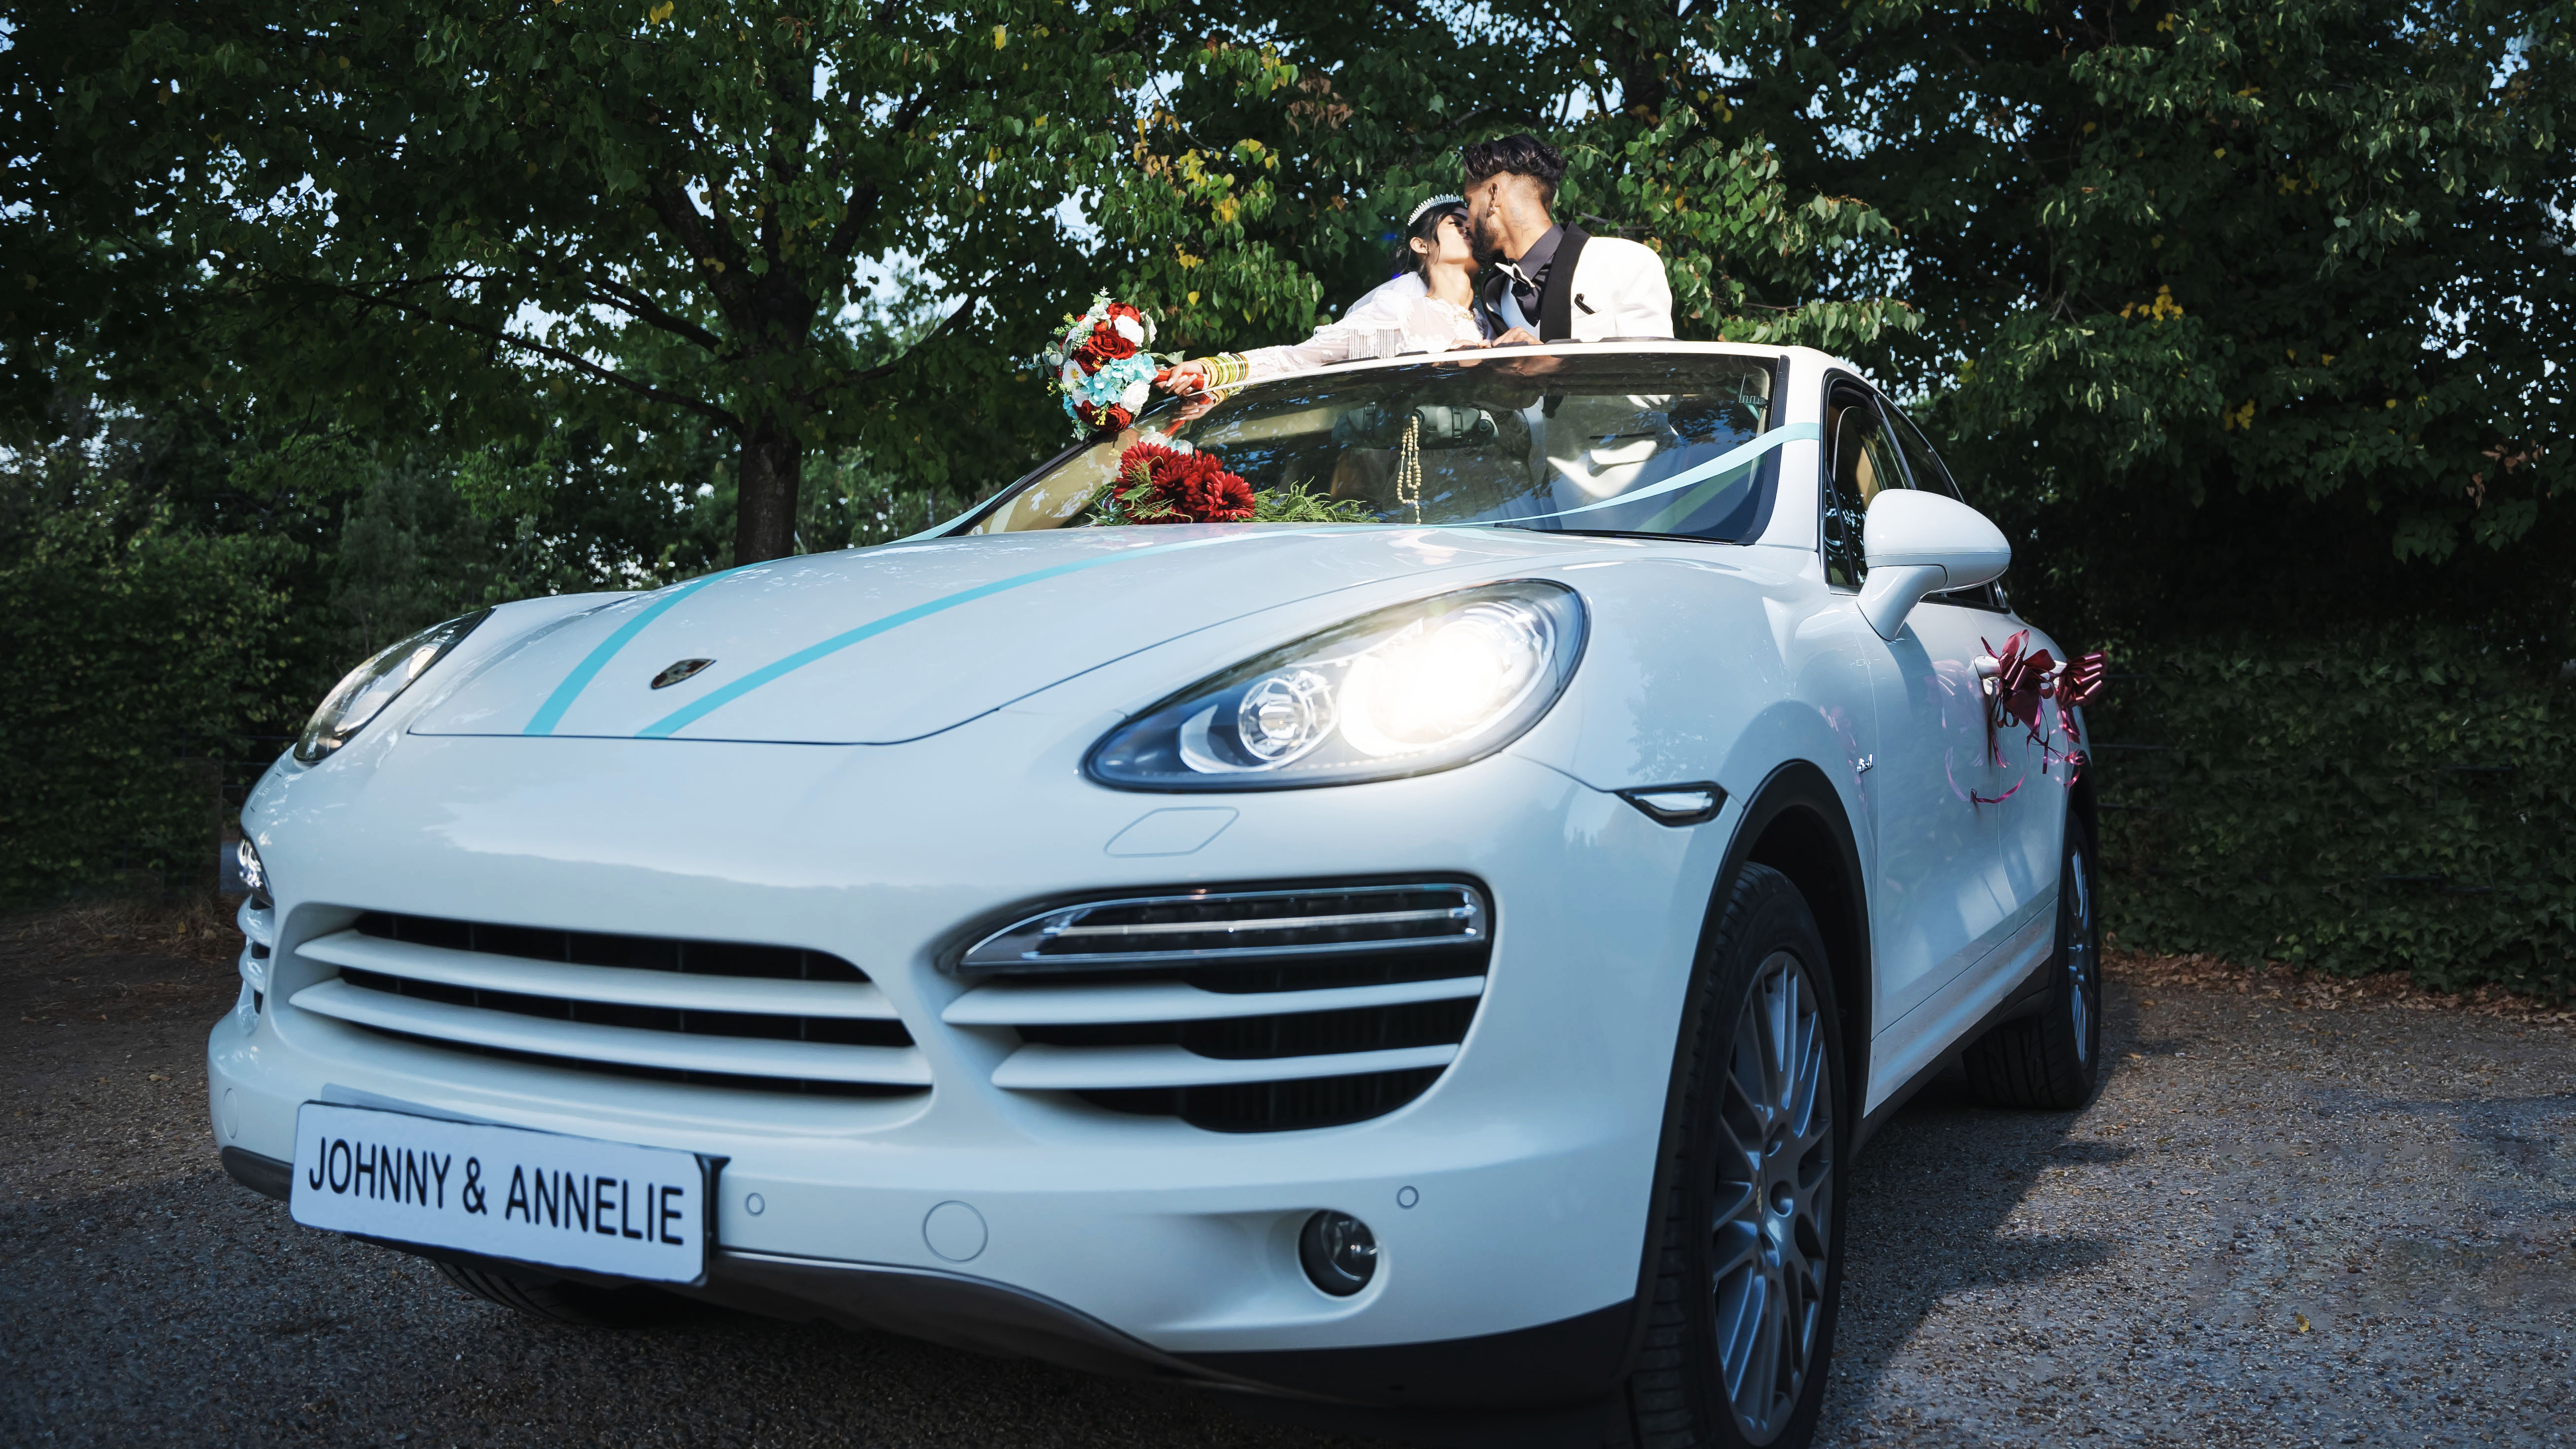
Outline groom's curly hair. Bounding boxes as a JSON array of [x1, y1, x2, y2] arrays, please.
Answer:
[[1460, 134, 1568, 208]]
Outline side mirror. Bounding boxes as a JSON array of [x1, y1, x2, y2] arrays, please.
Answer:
[[1857, 491, 2011, 639]]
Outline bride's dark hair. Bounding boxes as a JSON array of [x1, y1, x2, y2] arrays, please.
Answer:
[[1392, 199, 1468, 278]]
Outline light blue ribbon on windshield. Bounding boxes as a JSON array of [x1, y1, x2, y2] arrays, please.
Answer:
[[531, 421, 1821, 739], [1492, 420, 1818, 528]]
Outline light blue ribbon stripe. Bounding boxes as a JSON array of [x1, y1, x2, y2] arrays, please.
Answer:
[[623, 421, 1818, 740], [521, 575, 728, 735], [635, 530, 1274, 739]]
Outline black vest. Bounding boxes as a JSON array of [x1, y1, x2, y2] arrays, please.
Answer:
[[1537, 227, 1590, 342]]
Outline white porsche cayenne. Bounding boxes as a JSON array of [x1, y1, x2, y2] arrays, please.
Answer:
[[209, 342, 2102, 1449]]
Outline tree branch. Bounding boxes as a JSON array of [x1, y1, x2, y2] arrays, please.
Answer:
[[322, 281, 743, 430], [826, 293, 978, 393], [824, 81, 945, 261], [581, 274, 727, 353]]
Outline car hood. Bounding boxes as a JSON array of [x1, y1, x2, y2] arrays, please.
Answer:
[[409, 525, 1598, 744]]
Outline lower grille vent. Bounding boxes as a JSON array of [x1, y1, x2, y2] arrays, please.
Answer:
[[340, 967, 913, 1048], [1082, 1069, 1449, 1133], [355, 1026, 915, 1098], [948, 881, 1490, 1132], [289, 913, 928, 1098], [1016, 996, 1477, 1060], [355, 911, 865, 982]]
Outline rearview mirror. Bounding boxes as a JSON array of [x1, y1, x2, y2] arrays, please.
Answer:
[[1331, 403, 1499, 451], [1858, 491, 2011, 639]]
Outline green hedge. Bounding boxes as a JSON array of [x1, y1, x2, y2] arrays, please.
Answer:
[[0, 508, 296, 907], [2091, 628, 2574, 997]]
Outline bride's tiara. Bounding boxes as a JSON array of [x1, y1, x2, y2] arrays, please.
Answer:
[[1405, 193, 1466, 229]]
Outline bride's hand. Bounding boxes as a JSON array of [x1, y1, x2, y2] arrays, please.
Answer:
[[1488, 327, 1542, 348], [1159, 360, 1213, 393]]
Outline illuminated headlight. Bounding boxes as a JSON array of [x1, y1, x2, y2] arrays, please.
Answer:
[[294, 609, 490, 764], [1087, 581, 1586, 791]]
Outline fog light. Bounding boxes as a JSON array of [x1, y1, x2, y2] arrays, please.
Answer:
[[1299, 1210, 1378, 1297], [235, 840, 272, 909]]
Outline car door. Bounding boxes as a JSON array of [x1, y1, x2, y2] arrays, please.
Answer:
[[1882, 404, 2063, 923], [1820, 380, 2016, 1093]]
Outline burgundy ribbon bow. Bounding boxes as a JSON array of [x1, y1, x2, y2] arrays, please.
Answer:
[[1975, 632, 2109, 794]]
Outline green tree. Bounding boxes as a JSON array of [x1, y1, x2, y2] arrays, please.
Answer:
[[1633, 0, 2574, 644], [0, 423, 300, 905], [16, 0, 1342, 564], [1088, 24, 1917, 357]]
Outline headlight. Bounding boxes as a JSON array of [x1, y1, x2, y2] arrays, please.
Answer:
[[1087, 581, 1585, 791], [294, 610, 490, 764]]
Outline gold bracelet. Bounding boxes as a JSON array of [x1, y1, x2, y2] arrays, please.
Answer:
[[1194, 353, 1252, 389]]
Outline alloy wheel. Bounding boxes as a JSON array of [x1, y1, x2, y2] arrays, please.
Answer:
[[1709, 949, 1834, 1444]]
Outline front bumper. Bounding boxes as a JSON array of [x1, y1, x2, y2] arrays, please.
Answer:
[[208, 707, 1730, 1406], [218, 1140, 1628, 1419]]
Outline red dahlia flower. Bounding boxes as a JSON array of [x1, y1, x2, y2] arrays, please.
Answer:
[[1165, 452, 1256, 522], [1109, 443, 1254, 523]]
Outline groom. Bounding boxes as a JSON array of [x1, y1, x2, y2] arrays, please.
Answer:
[[1463, 134, 1674, 342]]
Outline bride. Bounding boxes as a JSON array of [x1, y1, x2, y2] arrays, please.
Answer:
[[1159, 195, 1536, 393]]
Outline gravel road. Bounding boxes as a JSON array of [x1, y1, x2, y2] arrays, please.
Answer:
[[3, 910, 2570, 1448]]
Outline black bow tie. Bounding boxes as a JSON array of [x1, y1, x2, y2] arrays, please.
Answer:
[[1491, 258, 1543, 319]]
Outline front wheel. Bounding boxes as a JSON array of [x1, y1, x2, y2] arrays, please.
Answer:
[[1962, 811, 2102, 1110], [1616, 863, 1846, 1449]]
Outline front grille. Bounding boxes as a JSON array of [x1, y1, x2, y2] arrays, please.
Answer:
[[355, 912, 866, 982], [948, 882, 1489, 1132], [1016, 996, 1479, 1059], [288, 912, 928, 1098], [1081, 1069, 1449, 1132], [339, 967, 914, 1048], [961, 884, 1485, 971]]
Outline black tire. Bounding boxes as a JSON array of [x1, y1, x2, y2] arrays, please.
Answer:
[[1961, 811, 2102, 1110], [434, 1260, 700, 1327], [1612, 863, 1847, 1449]]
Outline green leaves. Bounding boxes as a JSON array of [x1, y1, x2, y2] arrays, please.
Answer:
[[0, 493, 299, 906], [15, 0, 1268, 559], [2095, 626, 2576, 996], [1591, 107, 1915, 346], [1668, 0, 2572, 646]]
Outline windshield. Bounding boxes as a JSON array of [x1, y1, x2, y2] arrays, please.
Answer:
[[972, 352, 1782, 541]]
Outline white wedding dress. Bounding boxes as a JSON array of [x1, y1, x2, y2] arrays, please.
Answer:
[[1218, 274, 1486, 383]]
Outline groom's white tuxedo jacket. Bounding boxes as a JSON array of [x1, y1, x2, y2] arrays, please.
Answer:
[[1490, 227, 1676, 342], [1551, 229, 1675, 341]]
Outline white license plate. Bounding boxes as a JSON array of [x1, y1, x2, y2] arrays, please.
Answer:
[[289, 1103, 709, 1284]]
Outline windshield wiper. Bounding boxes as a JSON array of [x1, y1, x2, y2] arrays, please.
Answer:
[[1487, 525, 1726, 543]]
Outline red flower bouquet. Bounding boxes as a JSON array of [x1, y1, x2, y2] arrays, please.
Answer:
[[1099, 441, 1257, 524], [1077, 305, 1146, 369], [1044, 296, 1166, 436]]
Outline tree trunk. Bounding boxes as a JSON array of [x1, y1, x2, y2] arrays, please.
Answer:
[[735, 423, 804, 564]]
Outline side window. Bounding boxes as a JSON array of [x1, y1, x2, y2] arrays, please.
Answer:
[[1884, 406, 1959, 499], [1820, 385, 1909, 591], [1884, 401, 2011, 612]]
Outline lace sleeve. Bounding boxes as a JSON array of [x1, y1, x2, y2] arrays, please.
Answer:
[[1196, 278, 1476, 385]]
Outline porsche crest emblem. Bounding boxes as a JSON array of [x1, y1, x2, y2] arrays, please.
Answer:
[[650, 658, 715, 690]]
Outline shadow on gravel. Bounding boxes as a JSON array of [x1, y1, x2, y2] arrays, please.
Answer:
[[0, 1169, 1370, 1449], [1827, 1063, 2122, 1416], [1814, 982, 2173, 1442]]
